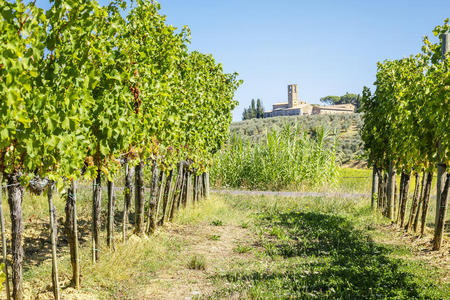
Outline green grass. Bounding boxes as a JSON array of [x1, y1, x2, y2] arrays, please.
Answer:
[[339, 167, 371, 179], [210, 220, 223, 226], [208, 234, 221, 241], [233, 244, 252, 254], [209, 194, 449, 299], [336, 167, 372, 193]]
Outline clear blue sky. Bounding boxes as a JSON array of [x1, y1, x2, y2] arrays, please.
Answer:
[[36, 0, 449, 121]]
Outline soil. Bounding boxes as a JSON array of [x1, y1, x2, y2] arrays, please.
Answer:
[[143, 223, 254, 300]]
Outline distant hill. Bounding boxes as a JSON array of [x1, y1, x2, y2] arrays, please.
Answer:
[[229, 114, 364, 162]]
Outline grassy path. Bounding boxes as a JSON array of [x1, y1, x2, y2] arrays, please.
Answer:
[[144, 193, 449, 299], [169, 194, 449, 299], [5, 192, 449, 299], [143, 223, 253, 299]]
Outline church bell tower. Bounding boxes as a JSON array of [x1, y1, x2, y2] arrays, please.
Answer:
[[288, 84, 298, 108]]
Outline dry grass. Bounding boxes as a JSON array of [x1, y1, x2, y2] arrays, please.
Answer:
[[373, 223, 450, 282], [143, 207, 255, 299], [0, 195, 253, 299]]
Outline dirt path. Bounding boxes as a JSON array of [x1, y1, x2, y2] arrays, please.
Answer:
[[143, 223, 254, 299], [75, 185, 372, 199]]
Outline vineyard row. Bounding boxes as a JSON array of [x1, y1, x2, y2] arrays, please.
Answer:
[[0, 0, 241, 299]]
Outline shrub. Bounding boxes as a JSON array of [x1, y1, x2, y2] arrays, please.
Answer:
[[211, 124, 340, 190], [227, 114, 364, 162]]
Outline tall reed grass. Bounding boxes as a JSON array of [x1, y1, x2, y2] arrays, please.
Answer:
[[211, 124, 339, 190]]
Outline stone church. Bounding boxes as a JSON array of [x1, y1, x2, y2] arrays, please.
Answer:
[[263, 84, 355, 118], [263, 84, 313, 118]]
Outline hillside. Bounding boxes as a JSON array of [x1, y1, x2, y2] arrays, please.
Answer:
[[229, 114, 364, 162]]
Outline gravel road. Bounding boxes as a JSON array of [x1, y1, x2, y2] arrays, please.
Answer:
[[212, 189, 370, 199]]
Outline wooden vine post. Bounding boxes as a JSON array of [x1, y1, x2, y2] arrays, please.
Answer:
[[205, 173, 210, 199], [47, 182, 60, 300], [123, 161, 134, 241], [196, 175, 202, 201], [433, 174, 449, 250], [107, 180, 115, 249], [199, 174, 202, 201], [433, 33, 449, 250], [406, 172, 421, 231], [393, 181, 398, 218], [181, 169, 186, 208], [169, 163, 184, 221], [412, 170, 426, 232], [92, 170, 102, 262], [192, 174, 198, 204], [184, 170, 191, 207], [65, 180, 80, 288], [371, 166, 379, 209], [386, 162, 395, 220], [376, 172, 383, 209], [199, 173, 204, 199], [398, 172, 411, 227], [6, 173, 24, 300], [159, 170, 173, 226], [71, 180, 80, 289], [435, 165, 446, 225], [420, 172, 433, 236], [0, 179, 11, 300], [155, 171, 166, 222], [135, 161, 145, 236], [147, 160, 159, 235], [197, 174, 202, 199]]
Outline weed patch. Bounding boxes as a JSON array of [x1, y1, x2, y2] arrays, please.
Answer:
[[188, 255, 207, 270], [233, 244, 252, 254], [208, 234, 221, 241], [210, 220, 223, 226]]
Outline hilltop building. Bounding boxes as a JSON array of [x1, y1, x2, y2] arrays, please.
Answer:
[[312, 103, 355, 114], [263, 84, 355, 118], [263, 84, 313, 118]]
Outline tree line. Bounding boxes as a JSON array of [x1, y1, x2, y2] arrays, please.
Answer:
[[361, 20, 449, 251], [242, 98, 264, 120], [0, 0, 241, 299], [320, 93, 361, 110]]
